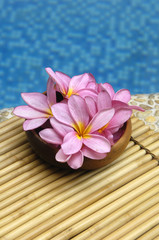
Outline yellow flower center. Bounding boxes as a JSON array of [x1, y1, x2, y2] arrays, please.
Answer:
[[98, 123, 109, 133], [72, 121, 92, 139], [67, 88, 74, 98], [45, 107, 53, 117], [66, 88, 79, 98]]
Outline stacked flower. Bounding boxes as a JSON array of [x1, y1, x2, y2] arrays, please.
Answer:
[[13, 68, 144, 169]]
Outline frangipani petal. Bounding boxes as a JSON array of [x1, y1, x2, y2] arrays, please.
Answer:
[[114, 89, 131, 103], [55, 149, 70, 162], [47, 77, 56, 107], [23, 118, 47, 131], [111, 127, 121, 134], [103, 129, 114, 145], [21, 92, 50, 113], [45, 68, 67, 95], [50, 117, 73, 137], [86, 108, 115, 134], [108, 108, 132, 129], [112, 100, 131, 110], [55, 71, 71, 85], [39, 128, 62, 145], [112, 100, 144, 112], [82, 146, 107, 160], [88, 73, 96, 83], [62, 131, 83, 155], [67, 151, 84, 169], [129, 105, 145, 112], [85, 96, 97, 118], [83, 134, 111, 153], [86, 73, 98, 91], [13, 106, 48, 119], [69, 73, 90, 93], [113, 127, 125, 143], [77, 88, 97, 98], [97, 91, 112, 111], [68, 95, 89, 129], [101, 83, 115, 99], [51, 103, 74, 126]]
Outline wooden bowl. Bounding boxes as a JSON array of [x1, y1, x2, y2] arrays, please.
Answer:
[[26, 118, 132, 170]]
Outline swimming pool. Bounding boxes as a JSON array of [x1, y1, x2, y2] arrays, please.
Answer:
[[0, 0, 159, 109]]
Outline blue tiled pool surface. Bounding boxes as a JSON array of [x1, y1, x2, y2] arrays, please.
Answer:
[[0, 0, 159, 109]]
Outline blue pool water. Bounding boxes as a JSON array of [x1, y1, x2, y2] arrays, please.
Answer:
[[0, 0, 159, 109]]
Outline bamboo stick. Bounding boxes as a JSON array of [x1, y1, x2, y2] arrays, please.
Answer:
[[114, 144, 140, 162], [120, 215, 159, 240], [103, 203, 159, 240], [146, 140, 159, 151], [0, 115, 19, 128], [0, 162, 51, 193], [0, 117, 24, 135], [108, 149, 148, 172], [154, 236, 159, 240], [0, 164, 113, 212], [1, 166, 117, 219], [152, 148, 159, 158], [0, 159, 39, 188], [0, 153, 37, 177], [0, 171, 98, 233], [74, 193, 159, 240], [131, 125, 150, 138], [0, 170, 84, 225], [27, 174, 159, 240], [131, 120, 145, 131], [0, 125, 23, 142], [135, 130, 155, 142], [1, 160, 157, 239], [0, 147, 34, 169], [0, 133, 27, 155], [0, 151, 152, 226], [0, 167, 68, 207], [0, 166, 107, 220], [0, 142, 30, 162], [0, 131, 25, 149], [0, 150, 152, 215], [138, 225, 159, 240], [140, 132, 159, 147], [0, 158, 43, 187], [148, 148, 159, 160], [106, 148, 147, 169]]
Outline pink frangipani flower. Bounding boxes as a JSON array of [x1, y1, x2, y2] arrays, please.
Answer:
[[13, 78, 56, 131], [49, 95, 115, 168], [39, 118, 82, 169], [86, 91, 132, 129], [100, 83, 145, 112], [40, 118, 108, 169], [45, 67, 97, 99], [85, 90, 142, 145], [99, 83, 131, 103]]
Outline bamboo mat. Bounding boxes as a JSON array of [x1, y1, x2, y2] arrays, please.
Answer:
[[0, 116, 159, 240]]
